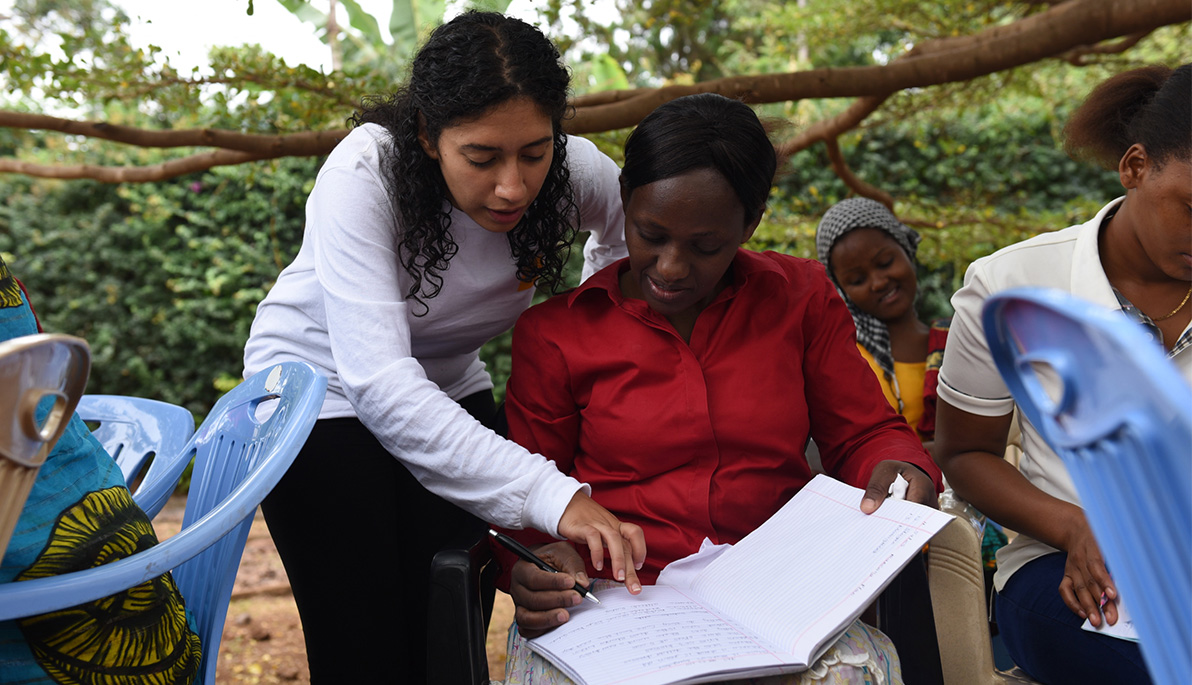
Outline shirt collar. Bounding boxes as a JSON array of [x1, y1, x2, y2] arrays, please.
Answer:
[[1078, 197, 1192, 358], [566, 249, 792, 309], [1070, 197, 1126, 310]]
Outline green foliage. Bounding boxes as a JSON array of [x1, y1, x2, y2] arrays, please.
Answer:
[[2, 0, 1185, 414], [543, 0, 743, 85], [275, 0, 513, 83], [747, 103, 1120, 320], [1, 157, 318, 416], [775, 103, 1122, 216]]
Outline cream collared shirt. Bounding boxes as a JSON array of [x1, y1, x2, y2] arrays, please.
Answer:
[[938, 198, 1192, 589]]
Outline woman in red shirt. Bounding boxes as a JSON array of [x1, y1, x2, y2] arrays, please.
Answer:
[[496, 93, 942, 683]]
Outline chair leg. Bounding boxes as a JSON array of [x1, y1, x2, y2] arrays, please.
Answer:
[[878, 553, 944, 685]]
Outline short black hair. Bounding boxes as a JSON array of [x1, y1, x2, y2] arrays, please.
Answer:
[[621, 93, 776, 226]]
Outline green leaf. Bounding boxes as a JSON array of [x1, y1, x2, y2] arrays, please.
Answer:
[[275, 0, 331, 36], [339, 0, 385, 46], [588, 53, 630, 92], [389, 0, 447, 57]]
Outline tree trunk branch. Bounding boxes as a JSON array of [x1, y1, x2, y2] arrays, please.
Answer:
[[0, 112, 350, 154], [0, 150, 271, 182], [564, 0, 1189, 133], [1060, 29, 1152, 65], [776, 94, 890, 161], [821, 137, 895, 208], [0, 0, 1185, 182]]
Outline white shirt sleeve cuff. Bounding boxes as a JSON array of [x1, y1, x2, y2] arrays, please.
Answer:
[[937, 375, 1015, 417], [522, 469, 591, 539]]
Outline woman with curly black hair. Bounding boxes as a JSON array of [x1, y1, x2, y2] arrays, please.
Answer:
[[243, 11, 644, 682]]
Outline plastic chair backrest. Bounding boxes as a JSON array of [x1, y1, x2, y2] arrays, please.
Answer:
[[172, 362, 325, 682], [983, 287, 1192, 684], [0, 333, 90, 564], [77, 394, 196, 518], [0, 361, 326, 685]]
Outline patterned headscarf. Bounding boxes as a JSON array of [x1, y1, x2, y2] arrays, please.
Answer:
[[815, 197, 921, 386]]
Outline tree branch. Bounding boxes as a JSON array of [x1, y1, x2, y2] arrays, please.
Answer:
[[564, 0, 1190, 133], [0, 150, 272, 182], [0, 0, 1184, 182], [1060, 30, 1152, 65], [777, 94, 890, 160], [821, 136, 895, 208], [772, 1, 1173, 198], [570, 88, 653, 108], [0, 112, 349, 154]]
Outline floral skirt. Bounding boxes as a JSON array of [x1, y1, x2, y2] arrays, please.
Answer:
[[502, 581, 902, 685]]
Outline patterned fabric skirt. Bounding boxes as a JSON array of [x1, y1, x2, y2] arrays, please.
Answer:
[[502, 581, 902, 685]]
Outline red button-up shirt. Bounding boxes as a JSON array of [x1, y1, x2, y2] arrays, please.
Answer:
[[499, 250, 941, 584]]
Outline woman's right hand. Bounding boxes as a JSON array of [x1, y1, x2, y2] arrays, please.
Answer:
[[557, 490, 646, 594], [1059, 516, 1118, 627], [509, 541, 591, 638]]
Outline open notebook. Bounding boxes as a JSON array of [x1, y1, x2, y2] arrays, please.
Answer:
[[527, 474, 954, 685]]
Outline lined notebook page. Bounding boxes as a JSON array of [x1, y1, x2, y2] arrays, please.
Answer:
[[690, 474, 953, 658], [527, 475, 953, 684], [529, 584, 795, 685]]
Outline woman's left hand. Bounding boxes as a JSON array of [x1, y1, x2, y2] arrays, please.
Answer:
[[860, 460, 938, 513]]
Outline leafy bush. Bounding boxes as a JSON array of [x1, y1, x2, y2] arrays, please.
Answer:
[[751, 105, 1118, 320], [1, 157, 318, 416]]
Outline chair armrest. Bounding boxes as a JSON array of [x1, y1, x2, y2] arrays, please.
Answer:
[[428, 538, 495, 685], [0, 462, 268, 621]]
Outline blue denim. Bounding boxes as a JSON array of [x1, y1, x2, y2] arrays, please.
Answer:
[[995, 552, 1152, 684]]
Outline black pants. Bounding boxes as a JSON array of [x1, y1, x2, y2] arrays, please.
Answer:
[[261, 391, 499, 684], [877, 552, 944, 685]]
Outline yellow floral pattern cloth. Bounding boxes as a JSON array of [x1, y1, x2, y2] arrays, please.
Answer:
[[0, 253, 200, 684]]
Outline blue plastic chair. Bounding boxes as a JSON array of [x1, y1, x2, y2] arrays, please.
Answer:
[[983, 287, 1192, 685], [0, 361, 326, 684], [77, 394, 196, 519]]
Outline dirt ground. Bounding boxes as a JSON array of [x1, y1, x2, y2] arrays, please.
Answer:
[[154, 496, 515, 684]]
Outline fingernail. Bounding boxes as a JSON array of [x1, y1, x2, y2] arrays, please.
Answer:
[[557, 611, 569, 623], [861, 498, 875, 512], [576, 572, 589, 584], [635, 561, 643, 570], [617, 569, 625, 581], [631, 582, 641, 593], [594, 561, 603, 571]]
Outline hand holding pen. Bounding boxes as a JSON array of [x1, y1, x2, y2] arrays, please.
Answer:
[[489, 529, 601, 605]]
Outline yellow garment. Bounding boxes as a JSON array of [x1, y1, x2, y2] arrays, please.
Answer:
[[857, 343, 926, 438]]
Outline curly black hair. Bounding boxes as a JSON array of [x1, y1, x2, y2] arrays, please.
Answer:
[[349, 11, 578, 315]]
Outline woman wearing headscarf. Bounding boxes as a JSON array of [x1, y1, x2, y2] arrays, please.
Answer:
[[816, 197, 949, 447]]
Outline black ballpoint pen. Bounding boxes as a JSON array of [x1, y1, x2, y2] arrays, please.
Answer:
[[488, 528, 601, 604]]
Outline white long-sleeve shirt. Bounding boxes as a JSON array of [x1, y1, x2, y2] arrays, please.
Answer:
[[243, 123, 626, 535]]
